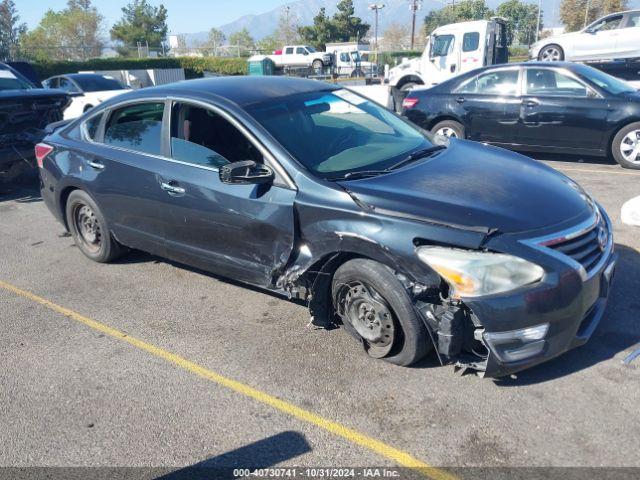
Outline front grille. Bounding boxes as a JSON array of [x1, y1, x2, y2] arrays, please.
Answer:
[[542, 218, 608, 274]]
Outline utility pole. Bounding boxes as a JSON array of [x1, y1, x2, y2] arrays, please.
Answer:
[[409, 0, 422, 50], [369, 3, 385, 59], [535, 0, 541, 42], [584, 0, 591, 28], [285, 6, 291, 44]]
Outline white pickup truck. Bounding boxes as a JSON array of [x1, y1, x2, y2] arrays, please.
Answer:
[[268, 45, 333, 70]]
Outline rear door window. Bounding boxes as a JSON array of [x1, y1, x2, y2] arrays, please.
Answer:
[[457, 69, 520, 95], [462, 32, 480, 52], [103, 102, 165, 155]]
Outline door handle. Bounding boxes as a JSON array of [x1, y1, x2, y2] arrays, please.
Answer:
[[87, 160, 105, 170], [455, 97, 465, 104], [450, 64, 457, 73], [522, 99, 539, 107], [160, 182, 186, 195]]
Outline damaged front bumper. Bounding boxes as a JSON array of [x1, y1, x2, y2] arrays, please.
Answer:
[[415, 209, 617, 378], [477, 255, 616, 377]]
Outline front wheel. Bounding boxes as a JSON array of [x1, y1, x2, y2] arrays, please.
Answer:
[[312, 59, 324, 72], [65, 190, 125, 262], [611, 122, 640, 169], [538, 44, 564, 61], [332, 259, 431, 366], [431, 120, 465, 139]]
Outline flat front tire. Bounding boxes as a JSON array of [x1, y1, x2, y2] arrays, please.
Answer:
[[332, 259, 431, 366], [65, 190, 124, 263]]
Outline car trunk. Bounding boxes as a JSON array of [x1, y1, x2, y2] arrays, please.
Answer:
[[0, 90, 69, 152]]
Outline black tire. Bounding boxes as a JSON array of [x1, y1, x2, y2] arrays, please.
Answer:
[[312, 59, 324, 71], [332, 259, 431, 366], [431, 120, 465, 139], [611, 122, 640, 169], [537, 44, 564, 61], [65, 190, 124, 262], [400, 81, 418, 93]]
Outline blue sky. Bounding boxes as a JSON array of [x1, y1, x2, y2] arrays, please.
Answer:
[[13, 0, 286, 34]]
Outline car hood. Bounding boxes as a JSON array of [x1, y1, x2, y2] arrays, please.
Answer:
[[535, 31, 582, 48], [338, 140, 593, 234]]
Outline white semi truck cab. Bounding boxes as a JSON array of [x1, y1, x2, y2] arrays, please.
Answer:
[[387, 19, 508, 99]]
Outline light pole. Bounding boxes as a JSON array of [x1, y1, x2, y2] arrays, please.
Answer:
[[369, 3, 385, 59], [409, 0, 422, 50]]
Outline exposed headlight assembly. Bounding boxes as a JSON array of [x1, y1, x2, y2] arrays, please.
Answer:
[[416, 246, 544, 298]]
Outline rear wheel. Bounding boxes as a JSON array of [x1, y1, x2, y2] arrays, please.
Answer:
[[65, 190, 124, 262], [332, 259, 431, 366], [611, 122, 640, 169], [431, 120, 465, 139], [538, 44, 564, 61]]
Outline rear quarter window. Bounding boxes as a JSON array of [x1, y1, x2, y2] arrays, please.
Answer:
[[82, 113, 103, 141]]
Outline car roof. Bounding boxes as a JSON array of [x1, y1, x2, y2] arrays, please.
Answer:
[[136, 76, 339, 107]]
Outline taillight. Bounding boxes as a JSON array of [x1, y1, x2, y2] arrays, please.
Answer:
[[402, 97, 419, 109], [35, 143, 54, 169]]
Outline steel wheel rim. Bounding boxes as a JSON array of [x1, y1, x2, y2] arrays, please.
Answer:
[[540, 47, 561, 61], [74, 203, 102, 253], [436, 126, 458, 138], [337, 281, 395, 358], [620, 129, 640, 164]]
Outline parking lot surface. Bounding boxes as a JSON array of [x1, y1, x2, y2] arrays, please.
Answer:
[[1, 155, 639, 476]]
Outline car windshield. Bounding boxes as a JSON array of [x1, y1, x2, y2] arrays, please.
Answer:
[[247, 89, 434, 179], [0, 66, 34, 91], [576, 65, 636, 94], [72, 75, 125, 92], [306, 46, 317, 53]]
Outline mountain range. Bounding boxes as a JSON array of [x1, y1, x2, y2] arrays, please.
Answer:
[[183, 0, 640, 45]]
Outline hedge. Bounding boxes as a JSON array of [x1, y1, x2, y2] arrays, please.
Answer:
[[31, 56, 247, 80]]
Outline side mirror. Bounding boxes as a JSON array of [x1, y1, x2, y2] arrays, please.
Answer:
[[428, 35, 436, 59], [219, 160, 274, 185]]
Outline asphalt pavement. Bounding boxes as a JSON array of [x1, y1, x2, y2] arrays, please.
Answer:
[[1, 155, 639, 478]]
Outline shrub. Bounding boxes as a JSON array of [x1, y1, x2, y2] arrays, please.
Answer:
[[31, 56, 247, 80]]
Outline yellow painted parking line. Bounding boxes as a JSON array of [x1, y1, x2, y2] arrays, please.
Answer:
[[0, 279, 457, 480], [555, 167, 640, 176]]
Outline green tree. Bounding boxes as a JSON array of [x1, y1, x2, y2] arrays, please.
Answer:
[[229, 27, 255, 55], [20, 0, 104, 61], [203, 27, 225, 55], [299, 2, 370, 50], [560, 0, 627, 32], [381, 22, 410, 51], [331, 0, 370, 42], [496, 0, 542, 45], [299, 8, 336, 50], [110, 0, 168, 55], [0, 0, 26, 61], [424, 0, 494, 35]]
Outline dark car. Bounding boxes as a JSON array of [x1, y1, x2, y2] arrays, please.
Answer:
[[37, 76, 616, 378], [0, 63, 69, 183], [402, 62, 640, 169]]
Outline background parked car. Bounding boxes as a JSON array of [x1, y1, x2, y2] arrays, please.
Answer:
[[0, 63, 69, 183], [402, 62, 640, 169], [42, 73, 130, 119], [530, 10, 640, 61]]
